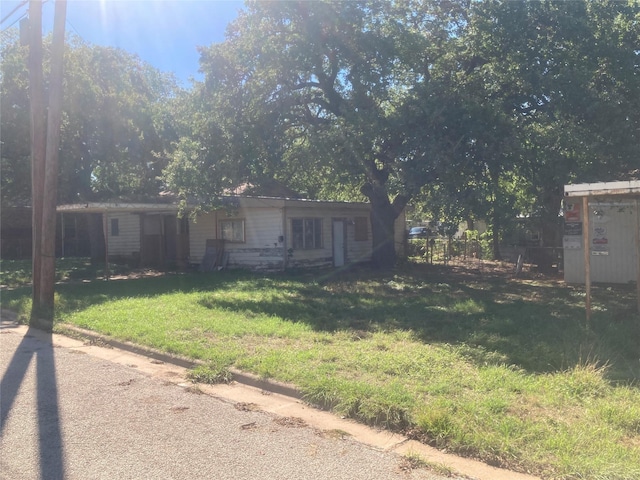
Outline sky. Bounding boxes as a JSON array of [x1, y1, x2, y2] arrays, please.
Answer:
[[1, 0, 244, 85]]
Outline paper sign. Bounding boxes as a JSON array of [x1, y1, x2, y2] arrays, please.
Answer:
[[564, 222, 582, 236], [564, 203, 580, 222]]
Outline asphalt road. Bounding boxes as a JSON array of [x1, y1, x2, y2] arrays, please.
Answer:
[[1, 322, 450, 480]]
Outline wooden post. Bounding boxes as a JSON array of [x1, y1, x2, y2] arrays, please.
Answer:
[[430, 239, 434, 264], [282, 206, 287, 271], [582, 196, 591, 327], [38, 0, 67, 320], [463, 232, 467, 260], [28, 0, 46, 321], [103, 213, 110, 281], [160, 215, 166, 267], [60, 213, 65, 257], [635, 198, 640, 314]]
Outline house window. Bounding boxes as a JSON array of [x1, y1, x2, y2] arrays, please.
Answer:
[[220, 219, 245, 242], [354, 217, 368, 241], [110, 218, 119, 236], [292, 218, 322, 249]]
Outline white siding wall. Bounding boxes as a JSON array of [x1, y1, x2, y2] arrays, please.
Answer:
[[226, 207, 284, 269], [106, 213, 140, 256], [286, 206, 335, 268], [188, 202, 406, 270], [189, 208, 285, 268], [564, 201, 638, 283], [189, 212, 216, 263], [346, 215, 373, 264]]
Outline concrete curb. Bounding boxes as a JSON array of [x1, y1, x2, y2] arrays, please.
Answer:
[[58, 323, 305, 401], [2, 313, 541, 480]]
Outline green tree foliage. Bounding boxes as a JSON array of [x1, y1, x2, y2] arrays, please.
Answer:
[[412, 0, 639, 261], [1, 29, 181, 207], [1, 30, 32, 205], [165, 0, 460, 268]]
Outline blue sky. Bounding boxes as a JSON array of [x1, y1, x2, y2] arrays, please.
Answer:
[[1, 0, 244, 85]]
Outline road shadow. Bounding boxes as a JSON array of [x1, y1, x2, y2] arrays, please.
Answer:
[[1, 327, 65, 479]]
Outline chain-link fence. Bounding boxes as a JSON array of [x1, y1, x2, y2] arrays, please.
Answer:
[[407, 236, 563, 272], [407, 236, 486, 264]]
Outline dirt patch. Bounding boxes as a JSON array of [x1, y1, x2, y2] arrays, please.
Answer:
[[235, 402, 262, 412], [273, 416, 307, 428], [107, 269, 167, 281]]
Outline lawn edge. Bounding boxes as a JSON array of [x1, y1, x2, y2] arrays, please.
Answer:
[[57, 323, 305, 401]]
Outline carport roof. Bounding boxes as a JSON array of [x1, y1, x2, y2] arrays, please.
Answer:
[[57, 202, 179, 214], [564, 180, 640, 197]]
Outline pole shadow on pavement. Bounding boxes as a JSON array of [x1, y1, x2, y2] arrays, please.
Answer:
[[1, 327, 65, 479]]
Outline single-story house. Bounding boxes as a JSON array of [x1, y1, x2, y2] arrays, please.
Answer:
[[56, 196, 407, 271], [563, 180, 639, 283]]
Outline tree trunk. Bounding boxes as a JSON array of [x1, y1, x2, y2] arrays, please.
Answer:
[[370, 202, 397, 269], [535, 189, 563, 273], [491, 208, 502, 261], [362, 183, 407, 269]]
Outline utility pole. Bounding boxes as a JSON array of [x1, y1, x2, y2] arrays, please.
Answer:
[[27, 0, 67, 329], [28, 0, 46, 322], [38, 0, 67, 323]]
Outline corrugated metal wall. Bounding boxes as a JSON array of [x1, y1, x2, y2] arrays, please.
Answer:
[[564, 200, 638, 284]]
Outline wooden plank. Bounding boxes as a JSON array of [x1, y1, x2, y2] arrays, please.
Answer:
[[582, 196, 591, 326], [636, 199, 640, 314], [103, 212, 110, 280]]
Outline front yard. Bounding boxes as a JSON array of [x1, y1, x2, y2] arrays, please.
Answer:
[[1, 258, 639, 479]]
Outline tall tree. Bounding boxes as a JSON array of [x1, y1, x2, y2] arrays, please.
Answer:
[[0, 29, 32, 206], [409, 0, 639, 264], [165, 0, 462, 268], [1, 30, 181, 208], [2, 29, 180, 270], [461, 0, 640, 251], [58, 38, 181, 203]]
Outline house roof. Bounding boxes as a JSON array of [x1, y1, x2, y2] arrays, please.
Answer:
[[56, 195, 372, 214], [564, 180, 640, 198]]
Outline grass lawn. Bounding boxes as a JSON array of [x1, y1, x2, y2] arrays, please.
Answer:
[[2, 258, 639, 479]]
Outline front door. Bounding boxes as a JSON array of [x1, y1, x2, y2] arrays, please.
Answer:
[[333, 220, 345, 267]]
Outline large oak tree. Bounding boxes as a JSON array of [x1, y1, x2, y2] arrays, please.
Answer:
[[165, 0, 459, 268]]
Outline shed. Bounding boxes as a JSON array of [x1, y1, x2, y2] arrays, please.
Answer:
[[563, 180, 640, 317]]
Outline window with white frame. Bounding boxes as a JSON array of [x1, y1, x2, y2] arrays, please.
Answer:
[[291, 218, 322, 249], [219, 219, 245, 242]]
